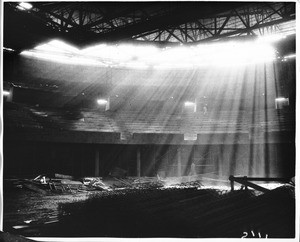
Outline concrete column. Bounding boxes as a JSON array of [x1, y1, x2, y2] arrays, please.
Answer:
[[177, 147, 182, 177], [95, 148, 100, 177], [137, 147, 141, 177]]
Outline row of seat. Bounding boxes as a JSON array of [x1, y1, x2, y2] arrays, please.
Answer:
[[3, 103, 295, 134]]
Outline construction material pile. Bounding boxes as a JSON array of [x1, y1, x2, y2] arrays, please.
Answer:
[[166, 180, 203, 188], [82, 177, 111, 191], [6, 174, 167, 194], [131, 177, 165, 189], [5, 174, 85, 194]]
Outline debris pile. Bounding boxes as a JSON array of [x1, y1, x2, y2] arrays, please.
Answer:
[[82, 177, 111, 191], [166, 180, 203, 188], [6, 174, 85, 194], [132, 177, 165, 189], [3, 174, 295, 238], [5, 174, 208, 194]]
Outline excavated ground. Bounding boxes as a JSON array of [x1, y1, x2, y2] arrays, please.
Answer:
[[3, 182, 295, 238]]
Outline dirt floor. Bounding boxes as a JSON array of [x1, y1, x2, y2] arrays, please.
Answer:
[[3, 188, 90, 236], [3, 181, 295, 238]]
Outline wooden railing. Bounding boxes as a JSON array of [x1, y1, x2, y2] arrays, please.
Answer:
[[228, 175, 291, 193]]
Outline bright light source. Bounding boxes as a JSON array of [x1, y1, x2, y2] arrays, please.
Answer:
[[21, 50, 104, 66], [81, 44, 107, 56], [184, 101, 196, 107], [97, 99, 108, 105], [275, 97, 288, 102], [3, 90, 10, 96], [24, 36, 277, 68], [3, 47, 15, 52], [18, 2, 33, 10], [283, 54, 296, 59], [275, 97, 289, 109], [184, 133, 197, 141], [49, 40, 79, 53], [35, 40, 79, 54], [257, 34, 286, 43], [192, 41, 276, 66]]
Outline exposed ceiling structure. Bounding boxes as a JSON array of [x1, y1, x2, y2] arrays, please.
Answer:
[[3, 1, 296, 111], [4, 1, 296, 52]]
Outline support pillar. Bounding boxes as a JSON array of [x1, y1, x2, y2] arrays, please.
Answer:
[[177, 147, 182, 177], [137, 147, 141, 177], [95, 148, 100, 177]]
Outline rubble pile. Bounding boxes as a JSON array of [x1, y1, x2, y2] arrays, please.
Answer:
[[5, 174, 85, 194], [5, 173, 210, 195], [131, 177, 165, 189], [166, 180, 203, 188], [82, 177, 111, 191]]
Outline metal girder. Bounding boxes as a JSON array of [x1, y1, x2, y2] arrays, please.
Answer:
[[30, 3, 176, 34], [5, 1, 296, 50], [82, 7, 144, 29], [196, 15, 295, 43], [216, 15, 231, 35], [234, 9, 255, 35], [165, 28, 183, 43], [9, 2, 246, 44], [133, 2, 295, 43], [196, 20, 214, 37]]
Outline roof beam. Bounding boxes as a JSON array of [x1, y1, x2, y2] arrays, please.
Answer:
[[195, 16, 295, 43]]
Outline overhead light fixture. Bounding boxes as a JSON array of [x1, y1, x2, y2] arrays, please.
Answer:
[[97, 99, 108, 105], [17, 2, 33, 10], [34, 39, 80, 54]]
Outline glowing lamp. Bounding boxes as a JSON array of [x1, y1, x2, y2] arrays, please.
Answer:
[[18, 2, 33, 10], [97, 99, 108, 105]]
